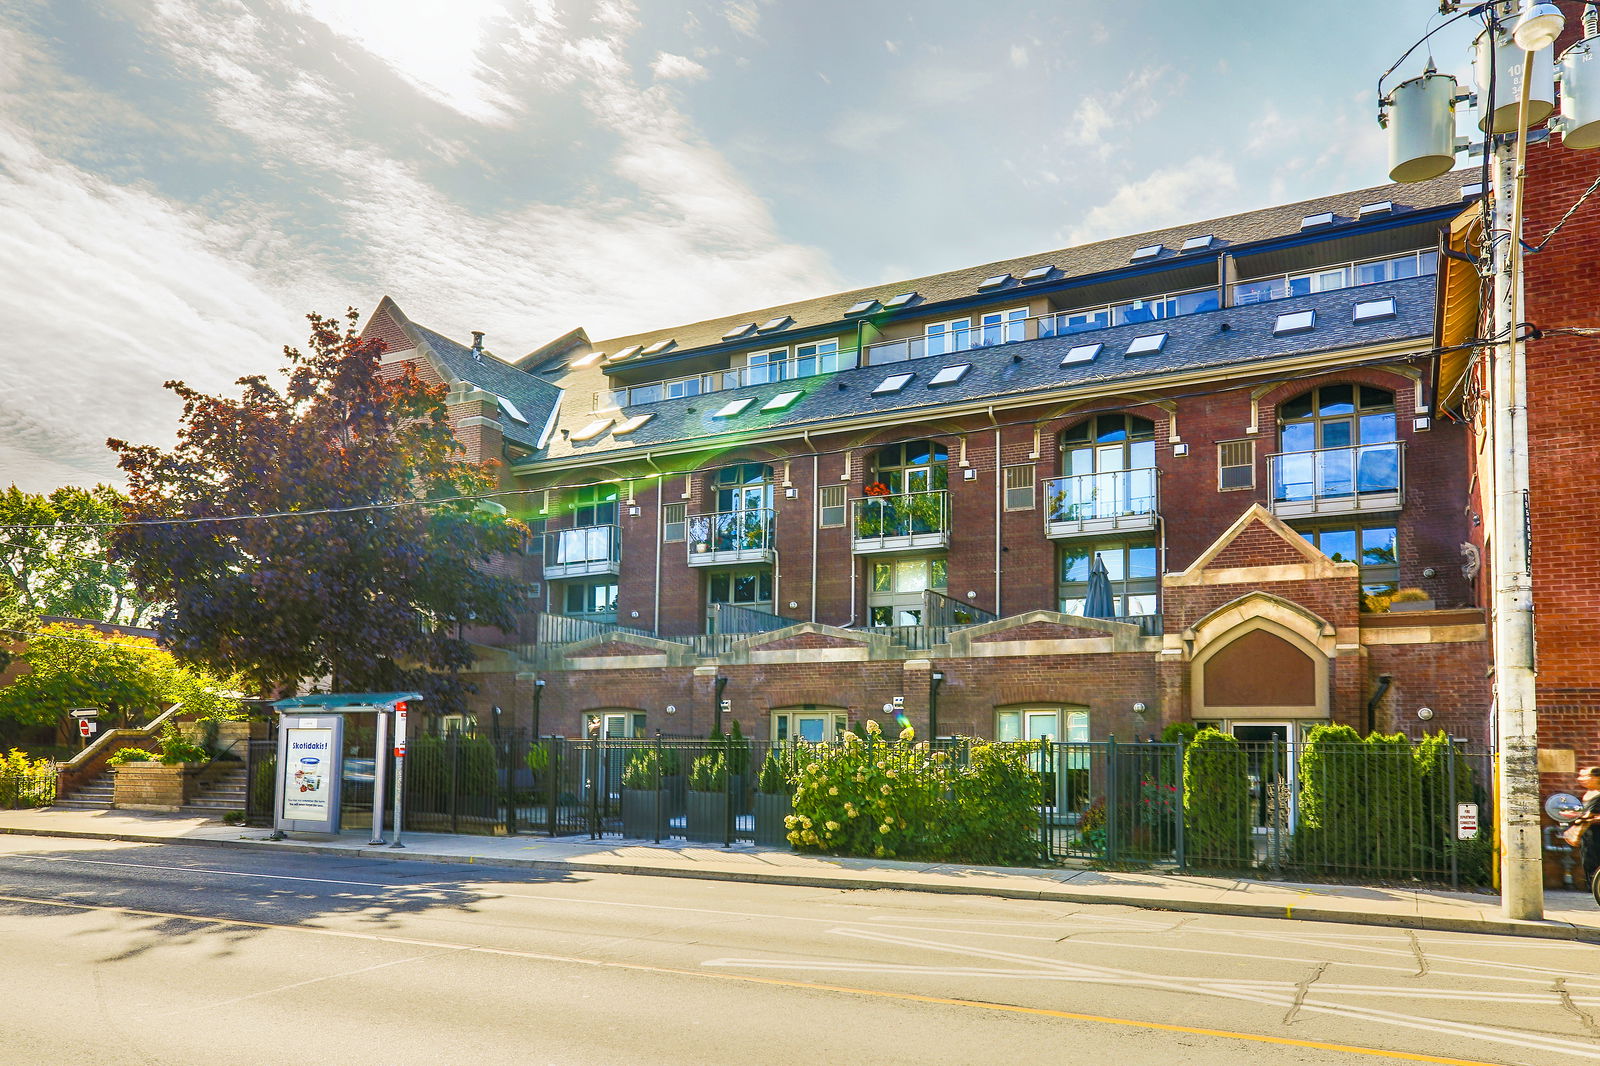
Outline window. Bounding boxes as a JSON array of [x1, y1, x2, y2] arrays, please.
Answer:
[[1054, 415, 1157, 522], [1020, 265, 1053, 282], [925, 317, 973, 356], [1181, 234, 1215, 252], [563, 579, 618, 619], [713, 397, 755, 418], [883, 291, 918, 309], [641, 339, 675, 355], [1004, 464, 1035, 510], [1061, 343, 1102, 365], [570, 418, 612, 442], [741, 348, 788, 386], [1218, 440, 1255, 491], [761, 390, 803, 412], [1273, 310, 1316, 336], [1358, 200, 1394, 217], [1298, 524, 1399, 611], [976, 307, 1028, 347], [758, 316, 793, 333], [772, 709, 848, 743], [663, 502, 686, 542], [715, 463, 774, 512], [873, 373, 913, 395], [868, 556, 947, 626], [846, 299, 880, 316], [1058, 539, 1158, 618], [723, 323, 757, 341], [928, 363, 971, 386], [1353, 298, 1397, 323], [818, 485, 845, 528], [794, 339, 841, 377], [1125, 333, 1167, 356], [614, 414, 653, 435], [996, 707, 1088, 744], [1276, 385, 1398, 500], [1301, 212, 1335, 228], [571, 483, 619, 526], [706, 567, 774, 630], [873, 439, 949, 494], [979, 273, 1012, 290], [1131, 244, 1163, 261]]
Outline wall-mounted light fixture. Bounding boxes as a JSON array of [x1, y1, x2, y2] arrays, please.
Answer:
[[784, 486, 798, 499], [1417, 706, 1435, 721], [1132, 701, 1147, 713]]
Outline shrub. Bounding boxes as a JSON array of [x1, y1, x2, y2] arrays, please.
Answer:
[[1294, 723, 1368, 871], [1365, 731, 1423, 874], [107, 747, 158, 766], [689, 752, 727, 792], [1415, 732, 1491, 884], [0, 749, 55, 808], [945, 742, 1047, 866], [756, 751, 788, 795], [1182, 729, 1252, 866], [1160, 721, 1200, 745], [725, 719, 750, 777], [157, 724, 209, 765], [621, 750, 661, 791]]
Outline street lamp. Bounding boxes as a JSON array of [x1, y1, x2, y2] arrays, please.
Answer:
[[1380, 0, 1595, 922]]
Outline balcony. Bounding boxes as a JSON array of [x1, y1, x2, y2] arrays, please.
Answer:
[[542, 524, 620, 579], [1267, 442, 1405, 519], [687, 508, 776, 566], [852, 490, 950, 554], [1043, 469, 1159, 539]]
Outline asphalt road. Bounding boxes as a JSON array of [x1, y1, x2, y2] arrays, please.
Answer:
[[0, 835, 1595, 1066]]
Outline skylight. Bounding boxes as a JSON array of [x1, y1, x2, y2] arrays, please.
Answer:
[[498, 397, 528, 424], [1180, 235, 1214, 252], [722, 324, 757, 341], [1131, 244, 1163, 262], [1020, 265, 1054, 282], [641, 339, 676, 355], [571, 351, 606, 369], [928, 363, 971, 387], [978, 273, 1012, 290], [1273, 310, 1317, 336], [570, 418, 613, 442], [758, 316, 793, 333], [873, 373, 914, 395], [1301, 212, 1335, 229], [611, 345, 642, 361], [1358, 200, 1394, 217], [613, 414, 653, 435], [1125, 333, 1167, 356], [761, 390, 803, 412], [845, 299, 880, 316], [713, 398, 756, 418], [883, 291, 918, 309], [1060, 343, 1102, 365], [1353, 298, 1397, 323], [1461, 182, 1484, 199]]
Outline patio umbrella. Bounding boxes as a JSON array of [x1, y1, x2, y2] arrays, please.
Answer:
[[1084, 553, 1116, 619]]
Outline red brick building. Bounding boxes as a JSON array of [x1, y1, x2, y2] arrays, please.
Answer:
[[367, 169, 1495, 753]]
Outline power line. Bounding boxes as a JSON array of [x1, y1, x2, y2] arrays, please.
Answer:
[[0, 337, 1483, 533]]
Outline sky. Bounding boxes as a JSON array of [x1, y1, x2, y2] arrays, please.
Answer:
[[0, 0, 1485, 492]]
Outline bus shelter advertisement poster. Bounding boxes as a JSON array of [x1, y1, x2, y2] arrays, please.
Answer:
[[283, 727, 335, 819]]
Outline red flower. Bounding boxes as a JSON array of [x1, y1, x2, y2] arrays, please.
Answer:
[[863, 482, 891, 497]]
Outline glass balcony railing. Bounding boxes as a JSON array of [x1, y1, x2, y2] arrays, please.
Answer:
[[541, 524, 620, 578], [1043, 469, 1159, 537], [687, 508, 776, 564], [851, 490, 950, 553], [1232, 251, 1437, 306], [1267, 443, 1405, 518]]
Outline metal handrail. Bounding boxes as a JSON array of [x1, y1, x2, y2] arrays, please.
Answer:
[[542, 523, 620, 568], [1266, 441, 1405, 503], [851, 489, 950, 540], [1043, 468, 1159, 522], [687, 508, 775, 554]]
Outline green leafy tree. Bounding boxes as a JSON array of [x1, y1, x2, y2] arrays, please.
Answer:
[[0, 622, 240, 744], [0, 485, 156, 669], [108, 310, 526, 713]]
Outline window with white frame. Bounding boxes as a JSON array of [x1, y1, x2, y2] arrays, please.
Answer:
[[1003, 464, 1035, 510], [663, 502, 686, 542], [1217, 440, 1255, 491], [818, 484, 846, 527]]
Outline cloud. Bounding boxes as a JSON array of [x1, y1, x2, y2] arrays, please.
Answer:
[[1010, 45, 1028, 68], [1066, 65, 1175, 158], [722, 0, 770, 39], [1063, 156, 1242, 245], [885, 40, 899, 55], [651, 52, 708, 81]]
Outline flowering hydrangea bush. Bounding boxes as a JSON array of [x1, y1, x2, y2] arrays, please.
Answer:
[[786, 721, 1046, 865]]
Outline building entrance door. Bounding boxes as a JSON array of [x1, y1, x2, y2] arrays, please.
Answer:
[[1230, 722, 1296, 834]]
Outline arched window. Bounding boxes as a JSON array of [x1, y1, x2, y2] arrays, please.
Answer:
[[871, 439, 948, 494], [1052, 414, 1157, 521], [571, 483, 619, 526], [714, 462, 774, 512], [1276, 385, 1398, 501]]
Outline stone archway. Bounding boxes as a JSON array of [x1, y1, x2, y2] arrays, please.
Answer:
[[1187, 594, 1333, 722]]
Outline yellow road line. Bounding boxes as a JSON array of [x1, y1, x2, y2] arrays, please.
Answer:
[[0, 893, 1513, 1065]]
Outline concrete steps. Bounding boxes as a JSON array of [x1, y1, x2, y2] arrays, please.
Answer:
[[180, 766, 248, 817], [55, 770, 114, 810]]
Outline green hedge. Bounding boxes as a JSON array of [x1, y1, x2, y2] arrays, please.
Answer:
[[1182, 729, 1252, 866]]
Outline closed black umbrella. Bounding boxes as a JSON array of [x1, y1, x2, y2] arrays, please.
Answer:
[[1084, 553, 1116, 619]]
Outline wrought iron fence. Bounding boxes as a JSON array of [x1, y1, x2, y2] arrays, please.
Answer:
[[0, 765, 55, 808]]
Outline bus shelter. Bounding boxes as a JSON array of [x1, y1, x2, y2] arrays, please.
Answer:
[[270, 693, 421, 845]]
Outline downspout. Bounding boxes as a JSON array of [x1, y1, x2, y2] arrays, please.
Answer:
[[811, 454, 820, 622], [1366, 674, 1392, 736], [646, 452, 663, 633], [986, 406, 1001, 616]]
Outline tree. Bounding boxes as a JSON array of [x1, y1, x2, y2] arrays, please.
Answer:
[[0, 622, 239, 743], [108, 309, 525, 713], [0, 484, 155, 633]]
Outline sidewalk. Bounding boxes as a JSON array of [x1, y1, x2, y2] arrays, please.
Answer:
[[2, 805, 1596, 942]]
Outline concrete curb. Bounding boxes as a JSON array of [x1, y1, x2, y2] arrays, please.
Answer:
[[6, 823, 1592, 943]]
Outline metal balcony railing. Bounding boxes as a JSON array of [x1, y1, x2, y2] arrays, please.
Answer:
[[542, 524, 620, 578], [687, 508, 776, 565], [1043, 468, 1158, 538], [851, 490, 950, 553], [1267, 442, 1405, 518]]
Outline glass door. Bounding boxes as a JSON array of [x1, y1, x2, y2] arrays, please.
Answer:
[[1231, 722, 1294, 835]]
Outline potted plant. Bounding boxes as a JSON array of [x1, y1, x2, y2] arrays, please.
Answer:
[[753, 751, 794, 847], [620, 749, 667, 839], [686, 751, 728, 843]]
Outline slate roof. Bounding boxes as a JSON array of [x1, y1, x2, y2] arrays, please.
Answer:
[[527, 274, 1435, 463], [583, 169, 1472, 364], [410, 324, 562, 450]]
